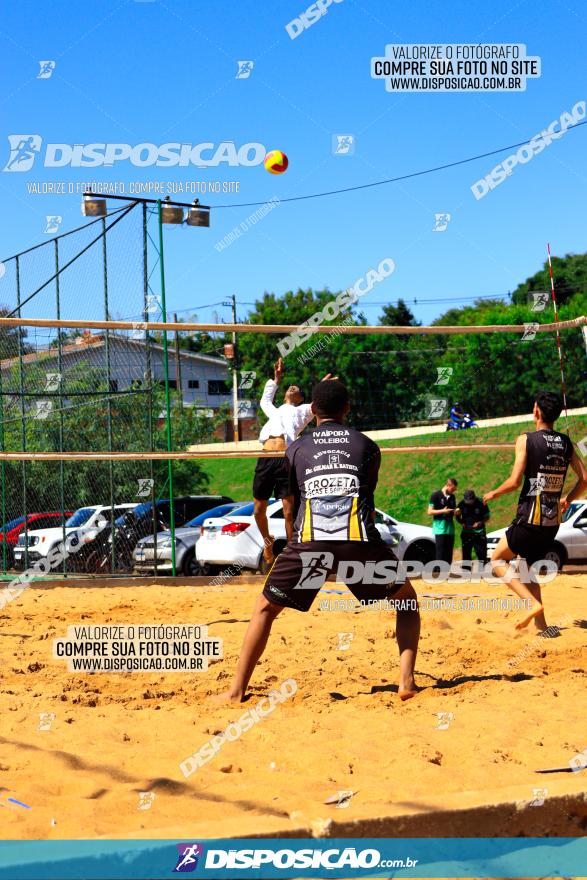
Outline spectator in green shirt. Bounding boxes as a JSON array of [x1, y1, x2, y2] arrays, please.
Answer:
[[427, 478, 458, 563]]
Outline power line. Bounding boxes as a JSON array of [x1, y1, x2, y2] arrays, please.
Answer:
[[236, 294, 510, 307], [209, 120, 587, 209]]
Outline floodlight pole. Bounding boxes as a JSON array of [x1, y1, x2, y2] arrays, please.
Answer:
[[157, 199, 176, 576]]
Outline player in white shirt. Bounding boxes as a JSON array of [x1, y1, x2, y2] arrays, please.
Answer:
[[254, 358, 335, 566]]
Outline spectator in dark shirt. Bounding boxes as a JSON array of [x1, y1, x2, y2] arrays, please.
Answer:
[[456, 489, 490, 566]]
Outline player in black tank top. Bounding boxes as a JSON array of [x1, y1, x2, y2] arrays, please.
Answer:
[[215, 380, 421, 703], [484, 391, 586, 632]]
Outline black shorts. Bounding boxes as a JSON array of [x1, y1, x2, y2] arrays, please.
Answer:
[[505, 521, 559, 566], [253, 457, 289, 501], [262, 539, 402, 612]]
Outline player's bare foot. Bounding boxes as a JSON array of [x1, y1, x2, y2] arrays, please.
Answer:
[[398, 676, 418, 700], [210, 689, 245, 704], [515, 602, 545, 630]]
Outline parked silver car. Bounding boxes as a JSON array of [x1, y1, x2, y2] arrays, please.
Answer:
[[133, 502, 246, 576]]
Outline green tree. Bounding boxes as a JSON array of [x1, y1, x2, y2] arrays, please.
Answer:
[[511, 252, 587, 306], [379, 298, 420, 327]]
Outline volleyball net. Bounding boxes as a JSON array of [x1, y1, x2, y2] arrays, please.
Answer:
[[1, 202, 586, 576]]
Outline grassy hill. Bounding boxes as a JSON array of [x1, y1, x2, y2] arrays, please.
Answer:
[[200, 415, 587, 532]]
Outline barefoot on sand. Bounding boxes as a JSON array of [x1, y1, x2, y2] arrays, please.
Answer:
[[209, 691, 245, 705], [515, 603, 545, 631]]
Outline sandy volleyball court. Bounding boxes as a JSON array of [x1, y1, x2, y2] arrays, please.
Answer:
[[0, 573, 586, 841]]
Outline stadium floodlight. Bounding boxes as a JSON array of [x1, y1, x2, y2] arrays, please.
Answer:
[[160, 196, 184, 225], [81, 194, 107, 217], [187, 200, 210, 227]]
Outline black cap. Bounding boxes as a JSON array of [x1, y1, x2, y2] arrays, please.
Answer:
[[463, 489, 475, 502]]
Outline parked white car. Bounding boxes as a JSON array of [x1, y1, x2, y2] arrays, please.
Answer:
[[381, 513, 436, 563], [485, 498, 587, 571], [196, 500, 435, 573], [13, 504, 137, 569]]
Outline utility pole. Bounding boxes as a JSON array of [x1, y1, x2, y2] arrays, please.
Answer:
[[173, 312, 183, 408], [223, 294, 240, 443], [231, 293, 239, 442]]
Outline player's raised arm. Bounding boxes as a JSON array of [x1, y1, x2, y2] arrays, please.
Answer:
[[484, 434, 527, 503]]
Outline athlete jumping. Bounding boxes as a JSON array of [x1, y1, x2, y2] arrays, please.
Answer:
[[253, 357, 336, 567], [484, 391, 587, 631]]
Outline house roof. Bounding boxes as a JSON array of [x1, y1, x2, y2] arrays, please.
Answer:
[[0, 332, 228, 370]]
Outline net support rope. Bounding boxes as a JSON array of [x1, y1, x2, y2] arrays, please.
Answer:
[[0, 316, 585, 335], [0, 444, 513, 461]]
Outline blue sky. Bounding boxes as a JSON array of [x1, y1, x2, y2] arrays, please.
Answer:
[[1, 0, 585, 327]]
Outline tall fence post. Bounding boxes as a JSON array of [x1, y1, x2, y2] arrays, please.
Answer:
[[15, 256, 29, 571], [143, 203, 159, 576], [55, 238, 67, 575], [157, 200, 176, 576], [0, 364, 6, 575], [102, 217, 116, 574]]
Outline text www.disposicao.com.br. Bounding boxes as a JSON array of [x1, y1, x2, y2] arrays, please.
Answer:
[[70, 657, 202, 671]]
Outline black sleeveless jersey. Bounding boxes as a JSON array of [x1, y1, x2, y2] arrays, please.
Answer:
[[285, 421, 381, 542], [516, 429, 573, 527]]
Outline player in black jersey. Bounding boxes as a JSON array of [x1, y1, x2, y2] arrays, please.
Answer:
[[484, 391, 586, 631], [218, 380, 421, 703]]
